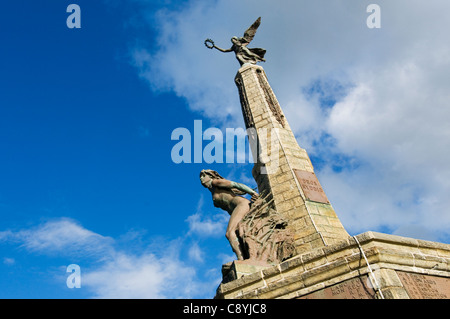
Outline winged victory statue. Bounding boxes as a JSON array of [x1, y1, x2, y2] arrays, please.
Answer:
[[205, 17, 266, 66]]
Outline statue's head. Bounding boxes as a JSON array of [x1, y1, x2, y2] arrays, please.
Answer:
[[199, 169, 223, 188], [231, 36, 240, 45]]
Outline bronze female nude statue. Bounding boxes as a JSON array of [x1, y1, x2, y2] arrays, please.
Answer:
[[199, 169, 259, 260], [205, 17, 266, 66]]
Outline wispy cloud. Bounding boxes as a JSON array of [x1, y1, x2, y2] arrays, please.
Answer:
[[0, 218, 210, 298], [186, 195, 229, 238], [186, 212, 228, 238], [83, 251, 199, 298], [3, 257, 15, 266], [0, 218, 113, 258], [187, 241, 204, 263]]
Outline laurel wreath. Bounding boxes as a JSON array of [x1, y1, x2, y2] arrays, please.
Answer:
[[204, 38, 215, 49]]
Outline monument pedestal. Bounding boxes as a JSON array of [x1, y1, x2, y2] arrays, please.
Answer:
[[221, 260, 272, 284], [214, 64, 450, 299], [215, 232, 450, 299]]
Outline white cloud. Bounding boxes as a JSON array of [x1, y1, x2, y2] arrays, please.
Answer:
[[186, 212, 228, 237], [3, 257, 15, 266], [186, 194, 229, 237], [132, 0, 450, 243], [0, 218, 207, 298], [0, 218, 114, 257], [188, 241, 204, 263], [83, 252, 198, 298]]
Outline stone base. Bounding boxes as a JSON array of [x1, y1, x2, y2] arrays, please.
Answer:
[[215, 231, 450, 299], [221, 260, 273, 284]]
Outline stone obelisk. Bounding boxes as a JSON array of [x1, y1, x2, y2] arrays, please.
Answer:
[[218, 64, 450, 300], [236, 64, 349, 254], [208, 18, 450, 300]]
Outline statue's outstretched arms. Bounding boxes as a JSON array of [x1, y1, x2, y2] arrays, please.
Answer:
[[231, 182, 258, 196], [214, 45, 233, 53], [211, 179, 233, 188], [212, 179, 257, 196]]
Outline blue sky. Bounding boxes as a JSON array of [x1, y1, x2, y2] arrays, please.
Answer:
[[1, 0, 450, 298], [0, 0, 233, 298]]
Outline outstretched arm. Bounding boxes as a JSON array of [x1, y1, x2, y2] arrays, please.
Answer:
[[213, 45, 233, 53], [212, 179, 257, 196], [231, 182, 258, 196]]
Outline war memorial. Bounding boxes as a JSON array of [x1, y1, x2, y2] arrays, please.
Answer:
[[199, 17, 450, 299]]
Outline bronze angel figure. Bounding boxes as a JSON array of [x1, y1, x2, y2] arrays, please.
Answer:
[[205, 17, 266, 66]]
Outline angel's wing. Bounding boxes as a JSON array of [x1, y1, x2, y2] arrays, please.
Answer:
[[242, 17, 261, 44]]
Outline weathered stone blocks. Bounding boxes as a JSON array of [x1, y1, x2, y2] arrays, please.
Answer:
[[215, 232, 450, 299], [235, 64, 349, 252]]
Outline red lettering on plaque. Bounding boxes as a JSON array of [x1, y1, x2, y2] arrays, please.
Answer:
[[293, 169, 330, 204]]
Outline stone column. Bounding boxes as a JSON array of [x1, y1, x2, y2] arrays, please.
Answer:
[[235, 64, 349, 254]]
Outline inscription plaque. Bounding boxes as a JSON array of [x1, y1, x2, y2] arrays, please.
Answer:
[[398, 271, 450, 299], [293, 169, 329, 204], [299, 276, 375, 299]]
